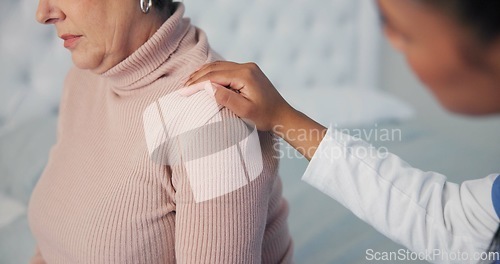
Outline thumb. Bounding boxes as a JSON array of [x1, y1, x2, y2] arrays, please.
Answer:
[[213, 84, 252, 118]]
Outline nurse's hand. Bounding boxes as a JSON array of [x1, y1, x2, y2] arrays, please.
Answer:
[[184, 61, 294, 132], [185, 61, 327, 161]]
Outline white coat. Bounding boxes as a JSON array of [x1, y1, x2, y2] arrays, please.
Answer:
[[302, 128, 500, 264]]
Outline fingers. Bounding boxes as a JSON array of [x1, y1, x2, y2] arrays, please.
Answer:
[[178, 80, 253, 119], [212, 84, 253, 118], [183, 60, 263, 122], [187, 70, 248, 93], [178, 81, 209, 97], [185, 61, 240, 86]]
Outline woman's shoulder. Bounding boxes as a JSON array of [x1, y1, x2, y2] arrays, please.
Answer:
[[142, 80, 268, 155], [144, 81, 230, 137]]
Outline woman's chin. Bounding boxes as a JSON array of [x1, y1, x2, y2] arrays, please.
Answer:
[[71, 52, 106, 73]]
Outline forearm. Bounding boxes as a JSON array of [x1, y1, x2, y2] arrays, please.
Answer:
[[272, 107, 327, 161], [302, 129, 498, 261]]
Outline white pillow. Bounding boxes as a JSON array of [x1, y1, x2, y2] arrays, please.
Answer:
[[282, 87, 415, 128], [0, 193, 25, 229]]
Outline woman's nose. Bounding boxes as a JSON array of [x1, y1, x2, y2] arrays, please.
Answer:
[[36, 0, 65, 24]]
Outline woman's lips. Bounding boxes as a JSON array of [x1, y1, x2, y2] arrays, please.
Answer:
[[60, 34, 82, 49]]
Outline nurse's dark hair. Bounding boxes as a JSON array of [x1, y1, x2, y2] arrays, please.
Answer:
[[153, 0, 174, 14], [418, 0, 500, 44]]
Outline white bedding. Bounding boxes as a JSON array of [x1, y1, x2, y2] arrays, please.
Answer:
[[0, 115, 58, 204], [283, 87, 415, 127], [0, 115, 57, 264], [0, 193, 25, 229]]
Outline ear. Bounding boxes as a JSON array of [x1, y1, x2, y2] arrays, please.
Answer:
[[481, 36, 500, 76], [384, 27, 406, 52]]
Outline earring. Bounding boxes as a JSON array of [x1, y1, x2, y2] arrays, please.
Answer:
[[140, 0, 152, 14]]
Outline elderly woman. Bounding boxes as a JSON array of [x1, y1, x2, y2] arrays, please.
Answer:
[[27, 0, 293, 263]]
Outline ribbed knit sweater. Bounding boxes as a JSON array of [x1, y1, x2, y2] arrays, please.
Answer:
[[27, 4, 293, 263]]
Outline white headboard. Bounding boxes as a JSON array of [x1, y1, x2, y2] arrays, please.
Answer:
[[0, 0, 70, 130], [184, 0, 382, 90], [0, 0, 397, 131]]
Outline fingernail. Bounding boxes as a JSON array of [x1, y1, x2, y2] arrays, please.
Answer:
[[178, 87, 195, 97], [178, 82, 206, 97], [211, 83, 225, 96]]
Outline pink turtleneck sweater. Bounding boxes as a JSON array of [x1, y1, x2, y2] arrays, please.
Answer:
[[27, 3, 293, 263]]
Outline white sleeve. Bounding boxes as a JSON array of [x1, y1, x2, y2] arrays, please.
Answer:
[[302, 128, 499, 264]]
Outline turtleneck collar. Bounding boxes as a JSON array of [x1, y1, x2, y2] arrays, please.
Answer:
[[101, 3, 191, 91]]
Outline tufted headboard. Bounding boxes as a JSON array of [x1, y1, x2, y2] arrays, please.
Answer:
[[0, 0, 411, 131], [184, 0, 381, 90], [0, 0, 71, 131]]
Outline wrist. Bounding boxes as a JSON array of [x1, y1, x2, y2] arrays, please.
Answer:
[[271, 104, 301, 139]]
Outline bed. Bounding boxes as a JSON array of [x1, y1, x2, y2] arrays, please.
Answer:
[[1, 113, 499, 263]]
